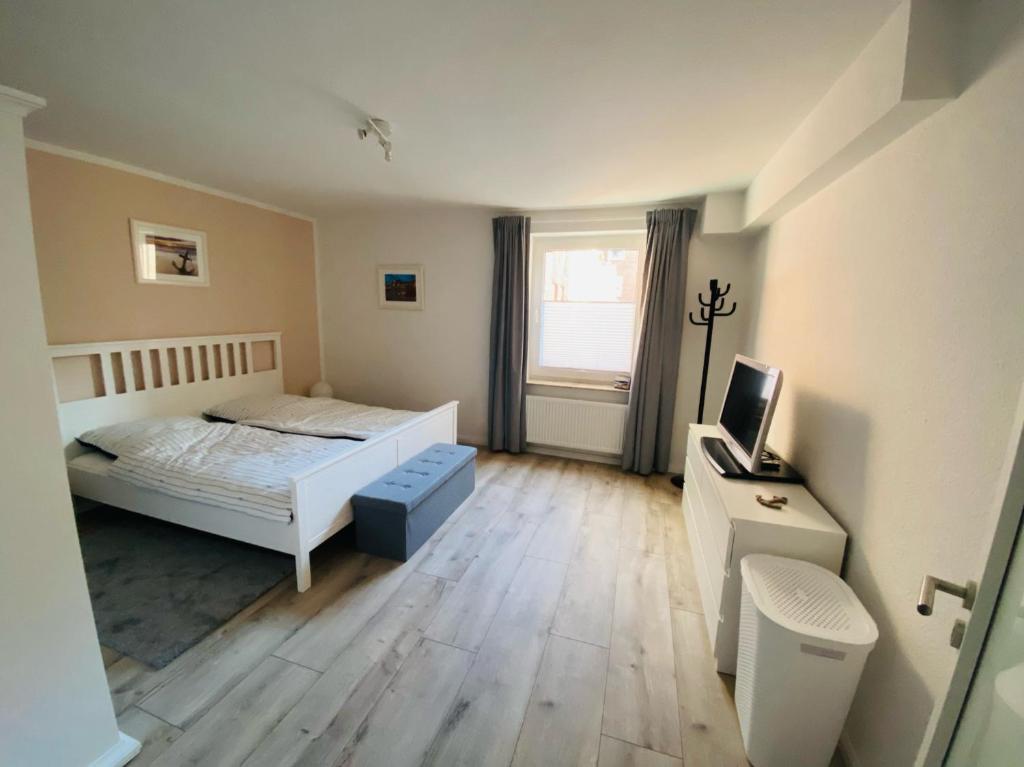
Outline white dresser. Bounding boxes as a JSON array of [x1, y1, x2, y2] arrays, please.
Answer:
[[681, 424, 847, 674]]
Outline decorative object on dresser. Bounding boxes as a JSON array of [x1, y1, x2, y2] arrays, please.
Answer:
[[130, 219, 209, 287], [377, 264, 423, 309], [681, 422, 847, 674]]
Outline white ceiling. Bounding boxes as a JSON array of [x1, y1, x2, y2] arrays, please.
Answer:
[[0, 0, 900, 216]]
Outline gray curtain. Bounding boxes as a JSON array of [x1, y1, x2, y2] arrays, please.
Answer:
[[488, 215, 531, 452], [622, 208, 697, 474]]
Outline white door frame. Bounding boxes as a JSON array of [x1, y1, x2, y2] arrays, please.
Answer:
[[917, 381, 1024, 766]]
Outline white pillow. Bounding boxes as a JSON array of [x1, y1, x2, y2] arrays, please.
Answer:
[[78, 417, 206, 457], [203, 393, 308, 424]]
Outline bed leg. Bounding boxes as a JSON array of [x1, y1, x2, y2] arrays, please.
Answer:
[[295, 551, 312, 592]]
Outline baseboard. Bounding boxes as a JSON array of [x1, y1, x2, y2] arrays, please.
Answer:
[[88, 731, 141, 767], [458, 432, 486, 448]]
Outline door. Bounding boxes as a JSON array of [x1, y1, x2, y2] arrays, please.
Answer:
[[917, 386, 1024, 766], [944, 511, 1024, 764]]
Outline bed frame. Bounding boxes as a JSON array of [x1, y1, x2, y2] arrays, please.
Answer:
[[51, 332, 458, 591]]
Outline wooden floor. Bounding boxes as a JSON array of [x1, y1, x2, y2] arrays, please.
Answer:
[[102, 450, 752, 767]]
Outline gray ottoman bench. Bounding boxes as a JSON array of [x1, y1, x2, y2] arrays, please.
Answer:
[[352, 443, 477, 561]]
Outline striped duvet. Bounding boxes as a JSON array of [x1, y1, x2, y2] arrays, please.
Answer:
[[79, 417, 358, 522], [203, 394, 421, 439]]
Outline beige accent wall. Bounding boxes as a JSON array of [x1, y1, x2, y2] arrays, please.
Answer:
[[744, 2, 1024, 764], [26, 149, 320, 395]]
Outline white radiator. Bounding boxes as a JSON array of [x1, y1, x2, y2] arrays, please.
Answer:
[[525, 395, 627, 455]]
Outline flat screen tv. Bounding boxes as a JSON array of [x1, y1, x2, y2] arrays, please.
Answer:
[[717, 355, 783, 474]]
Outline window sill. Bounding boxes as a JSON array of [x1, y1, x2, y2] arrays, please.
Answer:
[[527, 378, 628, 393]]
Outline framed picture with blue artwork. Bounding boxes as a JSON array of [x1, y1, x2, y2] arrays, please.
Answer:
[[377, 264, 423, 310]]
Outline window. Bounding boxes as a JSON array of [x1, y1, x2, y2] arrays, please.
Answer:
[[528, 232, 645, 386]]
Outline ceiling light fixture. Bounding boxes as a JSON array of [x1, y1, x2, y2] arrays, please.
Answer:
[[358, 117, 393, 162]]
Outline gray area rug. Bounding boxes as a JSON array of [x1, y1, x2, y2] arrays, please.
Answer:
[[77, 506, 293, 668]]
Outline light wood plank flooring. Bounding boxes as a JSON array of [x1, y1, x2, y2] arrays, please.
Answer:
[[106, 450, 752, 767]]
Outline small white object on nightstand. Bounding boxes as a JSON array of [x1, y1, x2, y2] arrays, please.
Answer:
[[310, 381, 334, 398]]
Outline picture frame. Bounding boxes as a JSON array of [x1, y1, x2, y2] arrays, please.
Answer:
[[130, 219, 209, 287], [377, 264, 424, 310]]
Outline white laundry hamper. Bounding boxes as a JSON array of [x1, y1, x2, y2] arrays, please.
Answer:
[[736, 554, 878, 767]]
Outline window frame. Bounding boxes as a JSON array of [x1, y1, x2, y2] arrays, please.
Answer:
[[527, 230, 646, 388]]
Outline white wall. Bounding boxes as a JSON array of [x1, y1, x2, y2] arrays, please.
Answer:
[[0, 90, 124, 765], [318, 206, 497, 445], [318, 204, 754, 464], [743, 2, 1024, 763]]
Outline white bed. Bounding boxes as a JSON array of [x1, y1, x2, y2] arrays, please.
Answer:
[[52, 332, 458, 591]]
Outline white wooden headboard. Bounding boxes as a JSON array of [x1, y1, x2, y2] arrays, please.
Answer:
[[50, 332, 283, 458]]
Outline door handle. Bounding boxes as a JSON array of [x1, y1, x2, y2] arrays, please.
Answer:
[[917, 575, 977, 616]]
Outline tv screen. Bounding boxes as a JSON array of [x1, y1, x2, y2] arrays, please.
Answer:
[[718, 356, 782, 470]]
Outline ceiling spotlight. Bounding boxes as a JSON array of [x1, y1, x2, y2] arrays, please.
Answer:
[[358, 117, 393, 162]]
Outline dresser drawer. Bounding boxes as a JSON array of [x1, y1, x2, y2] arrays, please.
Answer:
[[682, 489, 724, 647], [685, 454, 734, 571]]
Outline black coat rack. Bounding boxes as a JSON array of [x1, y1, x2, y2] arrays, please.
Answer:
[[688, 278, 736, 424], [671, 278, 736, 489]]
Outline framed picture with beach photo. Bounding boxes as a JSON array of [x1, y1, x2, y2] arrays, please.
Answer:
[[377, 264, 423, 310], [130, 219, 209, 287]]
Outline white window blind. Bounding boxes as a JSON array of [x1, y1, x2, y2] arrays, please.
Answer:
[[540, 301, 635, 371], [529, 233, 644, 385]]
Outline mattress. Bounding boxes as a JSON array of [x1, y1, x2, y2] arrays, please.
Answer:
[[69, 449, 297, 530], [69, 450, 116, 476], [75, 418, 360, 522]]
